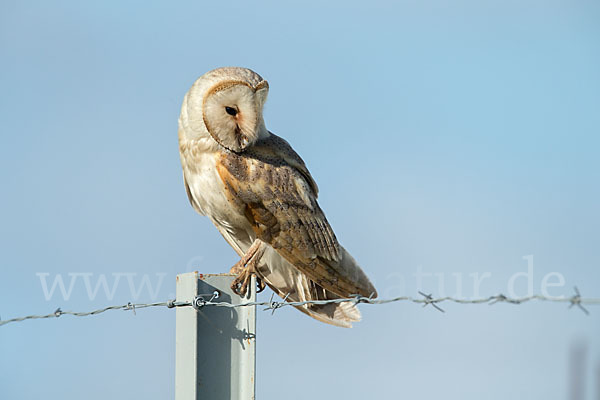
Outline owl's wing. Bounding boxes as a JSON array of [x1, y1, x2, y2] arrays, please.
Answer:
[[216, 133, 377, 298]]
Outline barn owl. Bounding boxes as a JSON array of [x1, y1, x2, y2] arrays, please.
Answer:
[[178, 67, 377, 327]]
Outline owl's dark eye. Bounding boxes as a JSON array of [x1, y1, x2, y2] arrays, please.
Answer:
[[225, 106, 238, 116]]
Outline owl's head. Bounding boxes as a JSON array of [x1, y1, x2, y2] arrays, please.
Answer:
[[179, 67, 269, 153]]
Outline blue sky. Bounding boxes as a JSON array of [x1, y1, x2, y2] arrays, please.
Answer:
[[1, 1, 599, 399]]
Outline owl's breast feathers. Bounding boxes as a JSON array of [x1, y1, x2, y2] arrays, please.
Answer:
[[215, 133, 376, 298]]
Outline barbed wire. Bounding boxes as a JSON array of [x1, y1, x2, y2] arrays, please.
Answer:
[[0, 301, 188, 327], [1, 287, 598, 327]]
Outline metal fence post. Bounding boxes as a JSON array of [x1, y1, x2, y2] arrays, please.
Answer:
[[175, 272, 256, 400]]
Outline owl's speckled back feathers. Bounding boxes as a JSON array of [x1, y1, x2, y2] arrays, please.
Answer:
[[216, 133, 376, 298]]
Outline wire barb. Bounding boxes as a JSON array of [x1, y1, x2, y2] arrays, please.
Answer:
[[418, 291, 445, 313], [264, 292, 290, 315], [192, 291, 221, 310], [126, 302, 136, 316], [569, 286, 589, 315]]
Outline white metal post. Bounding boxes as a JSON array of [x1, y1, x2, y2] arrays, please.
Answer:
[[175, 272, 256, 400]]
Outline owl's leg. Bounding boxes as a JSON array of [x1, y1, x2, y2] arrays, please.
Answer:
[[229, 240, 261, 275], [230, 240, 266, 296]]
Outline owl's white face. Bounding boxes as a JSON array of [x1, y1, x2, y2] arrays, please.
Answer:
[[179, 67, 270, 153]]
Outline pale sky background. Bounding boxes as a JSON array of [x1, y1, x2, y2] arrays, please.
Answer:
[[1, 1, 599, 399]]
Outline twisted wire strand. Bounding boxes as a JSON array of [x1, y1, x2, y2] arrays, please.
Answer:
[[1, 287, 597, 327]]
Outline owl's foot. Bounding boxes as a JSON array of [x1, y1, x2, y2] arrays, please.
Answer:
[[230, 240, 266, 297]]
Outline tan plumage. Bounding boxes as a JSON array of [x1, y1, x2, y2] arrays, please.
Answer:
[[178, 67, 377, 327]]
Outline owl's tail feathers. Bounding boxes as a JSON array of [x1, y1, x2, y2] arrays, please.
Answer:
[[256, 245, 366, 328], [267, 274, 362, 328], [293, 289, 362, 328]]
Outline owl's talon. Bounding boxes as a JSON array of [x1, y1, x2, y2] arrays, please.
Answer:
[[256, 278, 266, 293], [230, 270, 252, 297], [230, 279, 244, 296]]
